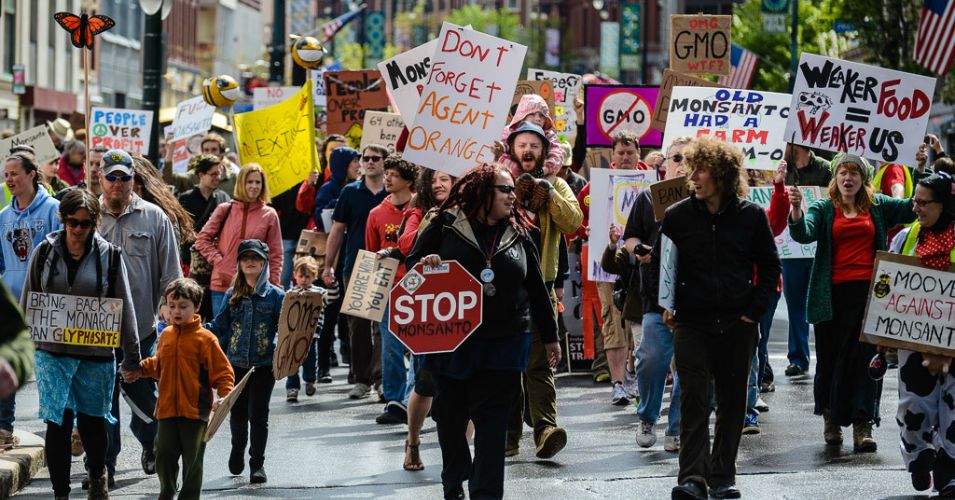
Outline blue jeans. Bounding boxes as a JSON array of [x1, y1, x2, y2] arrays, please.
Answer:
[[747, 352, 760, 416], [757, 291, 782, 387], [781, 258, 813, 370], [280, 239, 297, 290], [635, 311, 681, 436], [0, 394, 14, 431], [286, 337, 319, 390], [380, 304, 414, 406], [211, 291, 227, 318], [106, 334, 158, 468]]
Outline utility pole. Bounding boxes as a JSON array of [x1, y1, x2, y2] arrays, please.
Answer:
[[789, 0, 798, 92], [270, 0, 286, 83], [141, 10, 163, 167]]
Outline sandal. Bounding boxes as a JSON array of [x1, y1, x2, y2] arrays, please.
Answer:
[[403, 440, 424, 471]]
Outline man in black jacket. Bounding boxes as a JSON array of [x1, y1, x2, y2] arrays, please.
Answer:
[[657, 137, 780, 500]]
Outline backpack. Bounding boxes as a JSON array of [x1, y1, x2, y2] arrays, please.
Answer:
[[34, 237, 121, 298]]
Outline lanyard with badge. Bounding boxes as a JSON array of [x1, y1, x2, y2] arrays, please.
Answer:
[[477, 226, 501, 296]]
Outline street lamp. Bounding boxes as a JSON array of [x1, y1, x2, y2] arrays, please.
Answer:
[[139, 0, 172, 167]]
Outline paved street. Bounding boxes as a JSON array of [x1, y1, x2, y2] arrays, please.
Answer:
[[13, 302, 927, 499]]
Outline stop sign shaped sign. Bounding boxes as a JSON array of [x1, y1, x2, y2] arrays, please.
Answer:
[[389, 260, 483, 354]]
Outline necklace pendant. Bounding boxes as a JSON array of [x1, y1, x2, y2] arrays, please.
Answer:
[[480, 267, 495, 283], [483, 283, 496, 297]]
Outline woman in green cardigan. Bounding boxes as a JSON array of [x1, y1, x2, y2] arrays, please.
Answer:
[[788, 153, 916, 453]]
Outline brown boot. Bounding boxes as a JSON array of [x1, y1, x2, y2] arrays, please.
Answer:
[[87, 472, 108, 500], [853, 421, 878, 453], [823, 411, 843, 445]]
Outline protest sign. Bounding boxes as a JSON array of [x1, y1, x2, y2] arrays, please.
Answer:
[[360, 111, 404, 153], [784, 53, 937, 164], [377, 39, 439, 127], [588, 168, 658, 281], [662, 87, 791, 170], [746, 185, 823, 259], [295, 229, 327, 259], [252, 86, 300, 110], [89, 107, 153, 155], [0, 125, 59, 163], [389, 260, 483, 354], [651, 69, 725, 132], [233, 81, 318, 197], [650, 176, 690, 221], [310, 69, 327, 106], [669, 15, 732, 76], [510, 80, 556, 119], [25, 292, 122, 348], [584, 85, 662, 147], [861, 252, 955, 356], [170, 96, 215, 141], [323, 70, 389, 138], [204, 367, 254, 442], [562, 251, 593, 372], [580, 245, 598, 358], [341, 249, 399, 322], [273, 290, 326, 379], [658, 235, 678, 313], [403, 23, 528, 177], [527, 68, 582, 143]]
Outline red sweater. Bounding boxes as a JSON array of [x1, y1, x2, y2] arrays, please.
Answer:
[[366, 194, 411, 279]]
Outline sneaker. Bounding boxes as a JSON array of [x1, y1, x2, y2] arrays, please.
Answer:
[[635, 420, 657, 448], [593, 372, 611, 383], [348, 383, 371, 400], [759, 381, 775, 393], [611, 382, 631, 406], [755, 397, 769, 413], [623, 370, 638, 399], [305, 382, 316, 396], [535, 426, 567, 459], [742, 414, 760, 435], [142, 447, 156, 474], [318, 371, 333, 384], [784, 364, 805, 377], [286, 389, 299, 402], [250, 467, 268, 484], [376, 410, 404, 424], [386, 401, 408, 423], [663, 435, 680, 452]]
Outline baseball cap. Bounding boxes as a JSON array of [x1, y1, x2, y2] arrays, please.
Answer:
[[237, 239, 269, 260], [101, 149, 134, 176]]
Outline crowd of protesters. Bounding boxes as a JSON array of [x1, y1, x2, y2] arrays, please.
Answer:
[[1, 83, 955, 500]]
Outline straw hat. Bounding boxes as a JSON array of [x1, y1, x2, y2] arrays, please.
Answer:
[[47, 118, 74, 142]]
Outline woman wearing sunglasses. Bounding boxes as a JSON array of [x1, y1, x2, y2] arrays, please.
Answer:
[[20, 188, 141, 498], [406, 163, 560, 500]]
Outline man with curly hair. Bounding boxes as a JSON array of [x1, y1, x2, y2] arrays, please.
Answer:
[[658, 137, 780, 500]]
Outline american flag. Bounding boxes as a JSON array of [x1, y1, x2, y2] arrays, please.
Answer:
[[718, 44, 759, 89], [319, 7, 365, 42], [914, 0, 955, 75]]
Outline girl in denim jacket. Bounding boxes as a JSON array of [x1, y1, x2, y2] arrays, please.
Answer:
[[206, 239, 285, 484]]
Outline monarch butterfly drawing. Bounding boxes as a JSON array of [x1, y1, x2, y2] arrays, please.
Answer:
[[54, 12, 115, 49]]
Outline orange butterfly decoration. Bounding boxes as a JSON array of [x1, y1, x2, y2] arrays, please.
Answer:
[[54, 12, 116, 49]]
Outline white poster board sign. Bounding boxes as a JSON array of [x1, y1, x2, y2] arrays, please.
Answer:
[[25, 292, 123, 348], [527, 68, 581, 143], [89, 107, 154, 155], [377, 39, 439, 127], [784, 53, 936, 164], [170, 96, 215, 141], [658, 234, 678, 313], [0, 126, 59, 163], [588, 168, 658, 282], [745, 186, 823, 259], [310, 69, 327, 106], [252, 86, 301, 110], [360, 111, 404, 153]]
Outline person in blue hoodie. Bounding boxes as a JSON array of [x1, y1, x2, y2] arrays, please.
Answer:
[[205, 239, 284, 484], [1, 150, 61, 448]]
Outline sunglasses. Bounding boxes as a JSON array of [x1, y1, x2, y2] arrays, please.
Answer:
[[668, 154, 685, 163], [494, 185, 516, 194], [104, 174, 132, 183], [65, 217, 94, 229], [362, 155, 383, 163]]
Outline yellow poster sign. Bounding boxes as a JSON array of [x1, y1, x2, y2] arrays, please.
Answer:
[[233, 81, 319, 197]]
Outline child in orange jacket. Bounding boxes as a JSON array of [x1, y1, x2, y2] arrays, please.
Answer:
[[124, 278, 234, 500]]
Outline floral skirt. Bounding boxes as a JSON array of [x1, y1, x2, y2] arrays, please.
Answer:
[[35, 350, 116, 426]]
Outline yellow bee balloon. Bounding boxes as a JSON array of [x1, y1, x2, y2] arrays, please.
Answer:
[[291, 36, 325, 69], [202, 75, 240, 108]]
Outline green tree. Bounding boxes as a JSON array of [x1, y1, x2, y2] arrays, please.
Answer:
[[446, 5, 520, 41]]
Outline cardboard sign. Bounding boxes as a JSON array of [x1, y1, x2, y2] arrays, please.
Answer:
[[389, 260, 483, 354], [296, 229, 327, 258], [509, 80, 556, 120], [784, 53, 937, 164], [658, 234, 678, 313], [588, 168, 658, 282], [273, 290, 326, 379], [746, 185, 823, 259], [204, 367, 254, 442], [0, 125, 59, 163], [861, 252, 955, 356], [252, 86, 301, 110], [652, 69, 725, 132], [170, 96, 215, 141], [323, 70, 390, 138], [662, 87, 791, 170], [669, 15, 732, 76], [527, 69, 582, 143], [403, 22, 528, 177], [650, 176, 690, 221], [360, 111, 404, 153], [25, 292, 123, 348], [341, 249, 399, 322], [377, 39, 439, 127], [233, 81, 319, 197], [584, 85, 662, 147], [89, 107, 153, 154]]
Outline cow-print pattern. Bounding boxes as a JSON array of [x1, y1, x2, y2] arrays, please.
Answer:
[[896, 349, 955, 475], [905, 410, 927, 431], [945, 391, 955, 411], [902, 436, 918, 453], [901, 352, 938, 397]]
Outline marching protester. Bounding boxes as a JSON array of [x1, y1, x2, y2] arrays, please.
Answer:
[[98, 149, 183, 481], [322, 145, 388, 400], [271, 179, 312, 290], [497, 94, 565, 175], [123, 278, 235, 500], [131, 156, 195, 250], [40, 157, 69, 194], [57, 140, 86, 188], [789, 154, 918, 452], [47, 118, 74, 153], [205, 239, 285, 484], [285, 256, 336, 402], [407, 162, 560, 500], [659, 137, 780, 500], [501, 121, 582, 460], [0, 150, 60, 448], [22, 188, 139, 498], [163, 133, 238, 196], [194, 162, 283, 316]]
